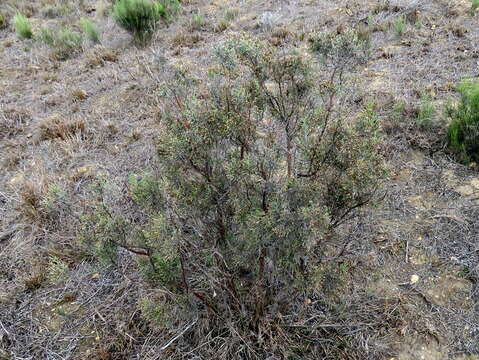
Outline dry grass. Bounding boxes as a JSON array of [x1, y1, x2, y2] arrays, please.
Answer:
[[37, 115, 86, 140]]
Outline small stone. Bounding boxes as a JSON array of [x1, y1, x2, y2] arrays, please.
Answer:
[[410, 274, 419, 284], [9, 174, 24, 186], [456, 185, 474, 196]]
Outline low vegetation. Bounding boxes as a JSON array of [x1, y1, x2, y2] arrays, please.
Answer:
[[112, 0, 180, 42], [81, 18, 100, 44], [13, 13, 33, 39], [0, 11, 7, 29], [38, 27, 83, 60], [80, 33, 386, 357], [447, 79, 479, 163]]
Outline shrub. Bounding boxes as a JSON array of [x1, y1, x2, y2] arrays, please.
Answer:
[[81, 18, 100, 43], [82, 33, 385, 357], [148, 34, 384, 355], [447, 79, 479, 163], [112, 0, 166, 41], [13, 13, 33, 39], [309, 29, 370, 70], [472, 0, 479, 11]]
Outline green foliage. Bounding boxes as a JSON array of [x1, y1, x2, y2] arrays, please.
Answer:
[[0, 11, 7, 29], [38, 27, 83, 60], [214, 19, 229, 33], [81, 209, 125, 265], [472, 0, 479, 11], [309, 29, 370, 71], [224, 7, 239, 21], [46, 256, 69, 284], [81, 176, 180, 286], [416, 95, 436, 129], [13, 13, 33, 39], [393, 15, 406, 36], [156, 33, 385, 313], [81, 18, 100, 43], [191, 12, 206, 30], [128, 173, 163, 210], [39, 28, 55, 46], [162, 0, 181, 21], [447, 79, 479, 163], [112, 0, 179, 42], [40, 184, 69, 218], [80, 34, 385, 356]]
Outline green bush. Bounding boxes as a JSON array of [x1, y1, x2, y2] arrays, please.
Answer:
[[149, 34, 384, 354], [472, 0, 479, 11], [81, 18, 100, 43], [447, 79, 479, 163], [13, 13, 33, 39], [112, 0, 173, 42], [82, 33, 386, 357]]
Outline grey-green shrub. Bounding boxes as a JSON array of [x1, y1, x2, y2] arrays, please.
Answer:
[[13, 13, 33, 39], [447, 79, 479, 163], [81, 18, 100, 43]]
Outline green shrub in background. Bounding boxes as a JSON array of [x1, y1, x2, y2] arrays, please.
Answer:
[[13, 13, 33, 39], [112, 0, 179, 42], [0, 11, 7, 29], [447, 79, 479, 163], [38, 27, 83, 60], [393, 15, 406, 36], [472, 0, 479, 12], [416, 95, 436, 129], [81, 18, 100, 43]]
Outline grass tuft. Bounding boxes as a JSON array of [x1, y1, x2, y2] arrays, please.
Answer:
[[38, 27, 83, 60], [393, 15, 406, 37], [81, 18, 101, 43], [0, 11, 7, 29], [447, 79, 479, 163], [13, 13, 33, 39]]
